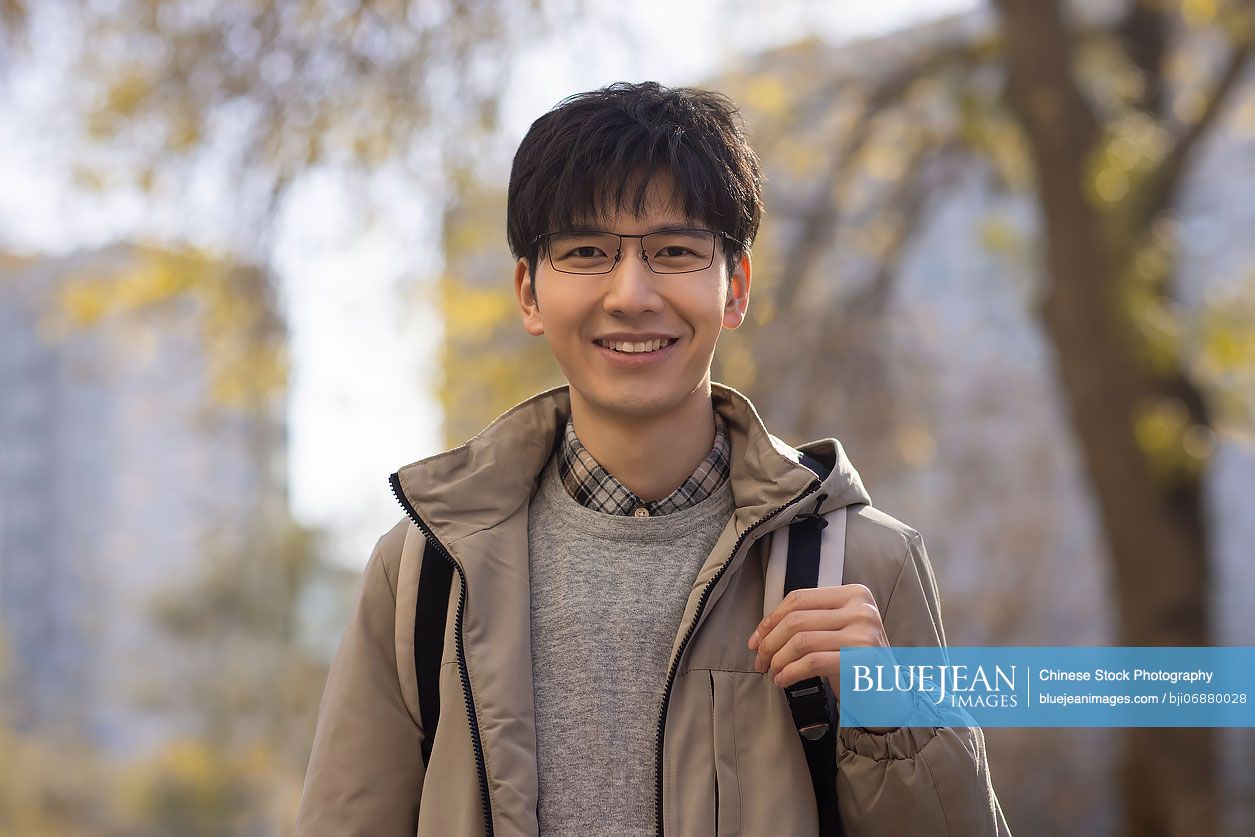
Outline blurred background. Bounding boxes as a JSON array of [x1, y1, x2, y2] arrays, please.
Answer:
[[1, 0, 1253, 834]]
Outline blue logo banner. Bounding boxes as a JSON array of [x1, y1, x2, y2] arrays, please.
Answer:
[[837, 647, 1255, 728]]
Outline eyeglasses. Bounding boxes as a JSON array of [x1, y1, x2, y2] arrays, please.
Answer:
[[531, 228, 743, 275]]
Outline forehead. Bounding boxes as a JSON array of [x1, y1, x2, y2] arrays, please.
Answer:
[[567, 169, 704, 231]]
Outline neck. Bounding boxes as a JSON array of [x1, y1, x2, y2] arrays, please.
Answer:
[[567, 381, 717, 502]]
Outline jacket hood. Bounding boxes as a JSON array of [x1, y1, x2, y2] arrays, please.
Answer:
[[392, 381, 871, 551]]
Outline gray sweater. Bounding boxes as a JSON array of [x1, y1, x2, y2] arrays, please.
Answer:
[[527, 452, 736, 837]]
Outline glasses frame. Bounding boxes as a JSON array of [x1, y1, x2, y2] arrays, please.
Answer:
[[531, 227, 747, 275]]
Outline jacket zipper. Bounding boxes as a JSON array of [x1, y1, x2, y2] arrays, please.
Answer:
[[390, 472, 495, 837], [654, 480, 822, 837], [709, 669, 719, 835]]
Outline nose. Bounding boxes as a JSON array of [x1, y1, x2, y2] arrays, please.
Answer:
[[602, 239, 663, 316]]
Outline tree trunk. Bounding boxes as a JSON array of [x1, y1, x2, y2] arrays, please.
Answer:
[[993, 1, 1217, 835]]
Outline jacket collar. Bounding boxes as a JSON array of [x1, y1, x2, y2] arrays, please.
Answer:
[[392, 381, 871, 552]]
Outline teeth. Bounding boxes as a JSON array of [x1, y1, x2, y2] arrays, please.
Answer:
[[598, 338, 675, 353]]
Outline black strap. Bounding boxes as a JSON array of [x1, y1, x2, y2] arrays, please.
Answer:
[[414, 538, 452, 767], [786, 451, 843, 836]]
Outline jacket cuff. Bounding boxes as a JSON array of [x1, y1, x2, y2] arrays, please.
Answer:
[[836, 723, 1009, 836], [837, 723, 942, 760]]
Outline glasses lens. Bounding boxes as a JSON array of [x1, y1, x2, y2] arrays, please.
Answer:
[[546, 232, 620, 274], [642, 230, 716, 273]]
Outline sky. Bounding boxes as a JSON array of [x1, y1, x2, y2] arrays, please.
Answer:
[[0, 0, 980, 567]]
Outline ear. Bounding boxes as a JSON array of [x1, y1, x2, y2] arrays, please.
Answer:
[[722, 251, 751, 330], [515, 258, 544, 336]]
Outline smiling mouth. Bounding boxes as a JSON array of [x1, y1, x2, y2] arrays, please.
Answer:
[[594, 337, 678, 354]]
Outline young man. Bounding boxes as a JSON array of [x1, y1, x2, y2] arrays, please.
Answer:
[[295, 82, 1011, 836]]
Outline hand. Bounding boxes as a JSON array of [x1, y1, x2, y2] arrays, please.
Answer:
[[748, 584, 890, 691]]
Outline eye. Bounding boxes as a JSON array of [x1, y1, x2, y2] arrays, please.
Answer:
[[643, 231, 715, 267], [567, 245, 608, 259]]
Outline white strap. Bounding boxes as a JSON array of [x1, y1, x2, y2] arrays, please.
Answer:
[[763, 506, 848, 617]]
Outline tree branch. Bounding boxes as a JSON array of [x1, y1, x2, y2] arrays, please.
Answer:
[[791, 139, 966, 436], [1134, 35, 1254, 229], [1116, 0, 1170, 117], [772, 34, 997, 313]]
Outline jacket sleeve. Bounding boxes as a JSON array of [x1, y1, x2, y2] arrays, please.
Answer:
[[294, 534, 426, 836], [835, 532, 1012, 837]]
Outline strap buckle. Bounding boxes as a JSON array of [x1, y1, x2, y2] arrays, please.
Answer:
[[785, 676, 834, 741]]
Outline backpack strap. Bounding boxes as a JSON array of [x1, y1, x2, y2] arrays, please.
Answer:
[[762, 450, 846, 836], [414, 536, 453, 767]]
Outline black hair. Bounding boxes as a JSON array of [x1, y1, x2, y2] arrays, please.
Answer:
[[507, 81, 763, 285]]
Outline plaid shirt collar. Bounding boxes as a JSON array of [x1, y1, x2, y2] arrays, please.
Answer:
[[557, 411, 731, 517]]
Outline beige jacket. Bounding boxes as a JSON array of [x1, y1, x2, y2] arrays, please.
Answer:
[[295, 382, 1011, 836]]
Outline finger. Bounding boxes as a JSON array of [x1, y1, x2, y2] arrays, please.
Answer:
[[754, 605, 866, 671], [774, 650, 843, 689], [764, 626, 863, 681], [753, 589, 854, 653], [750, 584, 874, 649]]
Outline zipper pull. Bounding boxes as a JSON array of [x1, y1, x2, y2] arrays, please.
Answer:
[[791, 492, 829, 530]]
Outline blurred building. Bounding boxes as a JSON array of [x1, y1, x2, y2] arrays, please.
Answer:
[[0, 243, 288, 757]]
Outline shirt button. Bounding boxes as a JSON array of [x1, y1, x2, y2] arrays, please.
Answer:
[[634, 506, 650, 518]]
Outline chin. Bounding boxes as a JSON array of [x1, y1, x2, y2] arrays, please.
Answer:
[[586, 379, 697, 418]]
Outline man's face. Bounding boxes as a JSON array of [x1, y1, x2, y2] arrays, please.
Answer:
[[514, 174, 751, 421]]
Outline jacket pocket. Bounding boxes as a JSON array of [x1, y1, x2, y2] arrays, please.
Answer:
[[723, 669, 819, 836], [709, 670, 742, 836]]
